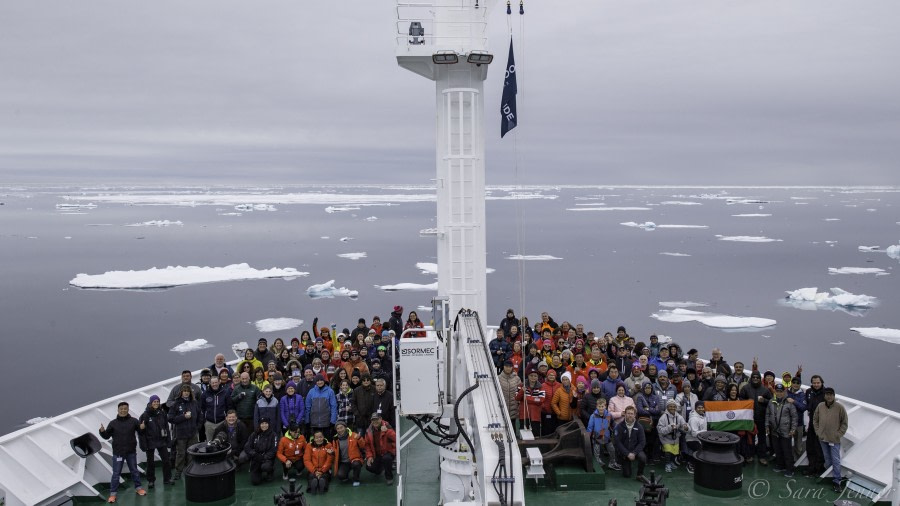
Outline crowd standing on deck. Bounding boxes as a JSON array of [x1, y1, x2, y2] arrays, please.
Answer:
[[98, 306, 849, 502]]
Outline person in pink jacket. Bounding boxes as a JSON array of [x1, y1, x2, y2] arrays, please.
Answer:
[[608, 383, 636, 426]]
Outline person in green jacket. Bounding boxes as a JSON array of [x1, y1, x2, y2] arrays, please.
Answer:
[[231, 372, 261, 432]]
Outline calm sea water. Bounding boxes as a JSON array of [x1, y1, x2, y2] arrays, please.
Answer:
[[1, 185, 898, 435]]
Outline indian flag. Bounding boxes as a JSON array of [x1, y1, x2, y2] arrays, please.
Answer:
[[705, 400, 754, 431]]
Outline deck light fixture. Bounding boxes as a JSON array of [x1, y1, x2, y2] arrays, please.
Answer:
[[466, 51, 493, 65], [432, 51, 459, 64]]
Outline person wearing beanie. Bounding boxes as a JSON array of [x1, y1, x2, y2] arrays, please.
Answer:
[[254, 338, 276, 369], [350, 317, 369, 342], [254, 384, 281, 436], [498, 359, 521, 422], [388, 305, 404, 338], [240, 417, 278, 485], [703, 374, 729, 402], [331, 420, 364, 486], [685, 401, 707, 473], [654, 370, 677, 403], [803, 375, 827, 475], [516, 370, 546, 435], [499, 308, 519, 338], [739, 369, 772, 464], [370, 315, 383, 337], [579, 378, 605, 426], [786, 376, 807, 460], [551, 371, 577, 425], [351, 374, 377, 433], [139, 395, 173, 488], [813, 386, 848, 492], [276, 423, 307, 480], [658, 398, 689, 472], [280, 381, 305, 432], [767, 383, 798, 477], [305, 373, 338, 440], [625, 363, 647, 397]]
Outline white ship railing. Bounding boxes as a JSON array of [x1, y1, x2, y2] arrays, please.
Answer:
[[0, 364, 232, 506]]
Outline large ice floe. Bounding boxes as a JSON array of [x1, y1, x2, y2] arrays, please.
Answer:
[[338, 252, 367, 260], [828, 267, 888, 275], [255, 318, 304, 333], [887, 244, 900, 261], [126, 220, 183, 227], [375, 282, 438, 292], [70, 263, 308, 289], [659, 252, 691, 257], [716, 235, 782, 243], [171, 339, 213, 353], [658, 301, 709, 309], [651, 308, 776, 330], [850, 327, 900, 345], [782, 287, 877, 316], [306, 280, 358, 299]]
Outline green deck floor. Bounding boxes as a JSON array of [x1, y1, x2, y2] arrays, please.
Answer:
[[83, 427, 876, 506]]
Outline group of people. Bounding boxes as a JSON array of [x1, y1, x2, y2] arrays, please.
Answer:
[[98, 307, 423, 502], [491, 309, 849, 493]]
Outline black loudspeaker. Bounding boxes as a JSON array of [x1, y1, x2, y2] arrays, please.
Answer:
[[70, 433, 102, 458]]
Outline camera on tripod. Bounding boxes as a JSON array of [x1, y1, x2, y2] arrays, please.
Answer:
[[274, 478, 308, 506]]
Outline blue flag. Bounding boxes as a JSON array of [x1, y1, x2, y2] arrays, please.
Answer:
[[500, 39, 517, 138]]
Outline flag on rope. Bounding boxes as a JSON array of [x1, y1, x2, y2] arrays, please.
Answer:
[[500, 38, 518, 138], [704, 400, 755, 431]]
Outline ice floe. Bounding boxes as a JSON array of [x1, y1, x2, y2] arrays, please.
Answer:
[[340, 237, 353, 242], [828, 267, 888, 275], [235, 204, 277, 212], [726, 199, 769, 205], [375, 282, 438, 291], [885, 243, 900, 261], [732, 214, 772, 217], [171, 339, 213, 353], [651, 308, 776, 330], [824, 218, 841, 221], [326, 206, 360, 213], [659, 252, 691, 257], [659, 201, 702, 206], [26, 417, 50, 425], [858, 246, 880, 252], [506, 254, 562, 261], [716, 235, 782, 243], [419, 228, 438, 236], [306, 280, 358, 299], [56, 203, 97, 209], [255, 318, 304, 332], [621, 221, 657, 230], [567, 207, 651, 211], [364, 216, 378, 221], [831, 341, 845, 346], [70, 263, 308, 289], [487, 192, 558, 200], [850, 327, 900, 345], [338, 252, 367, 260], [659, 301, 710, 309], [782, 287, 876, 315], [126, 220, 183, 227]]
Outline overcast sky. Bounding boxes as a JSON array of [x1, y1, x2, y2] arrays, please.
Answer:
[[1, 1, 898, 185]]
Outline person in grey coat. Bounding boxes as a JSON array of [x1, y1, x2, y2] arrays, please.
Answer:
[[766, 384, 798, 476]]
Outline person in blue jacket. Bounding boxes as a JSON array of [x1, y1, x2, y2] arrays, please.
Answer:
[[587, 398, 621, 470], [786, 376, 807, 459], [280, 381, 305, 431], [305, 374, 338, 440]]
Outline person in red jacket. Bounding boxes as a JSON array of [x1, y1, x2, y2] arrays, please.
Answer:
[[303, 429, 334, 495], [331, 421, 364, 486], [276, 424, 307, 480], [515, 370, 546, 436], [361, 413, 397, 484]]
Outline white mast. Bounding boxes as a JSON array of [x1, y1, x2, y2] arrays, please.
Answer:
[[395, 1, 493, 319]]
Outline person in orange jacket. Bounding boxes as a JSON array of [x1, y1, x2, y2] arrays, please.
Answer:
[[331, 421, 364, 486], [276, 424, 307, 480], [361, 413, 397, 485], [303, 429, 334, 495]]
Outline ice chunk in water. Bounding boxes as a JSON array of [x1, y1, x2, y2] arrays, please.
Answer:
[[651, 308, 776, 330], [70, 263, 308, 289], [255, 318, 304, 332], [850, 327, 900, 345], [171, 339, 213, 353], [306, 280, 358, 299]]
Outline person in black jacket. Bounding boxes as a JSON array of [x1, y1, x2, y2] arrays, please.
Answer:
[[239, 417, 279, 485], [803, 375, 827, 475], [139, 395, 173, 488], [214, 410, 249, 464], [613, 406, 647, 480], [168, 384, 201, 480], [99, 401, 146, 500]]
